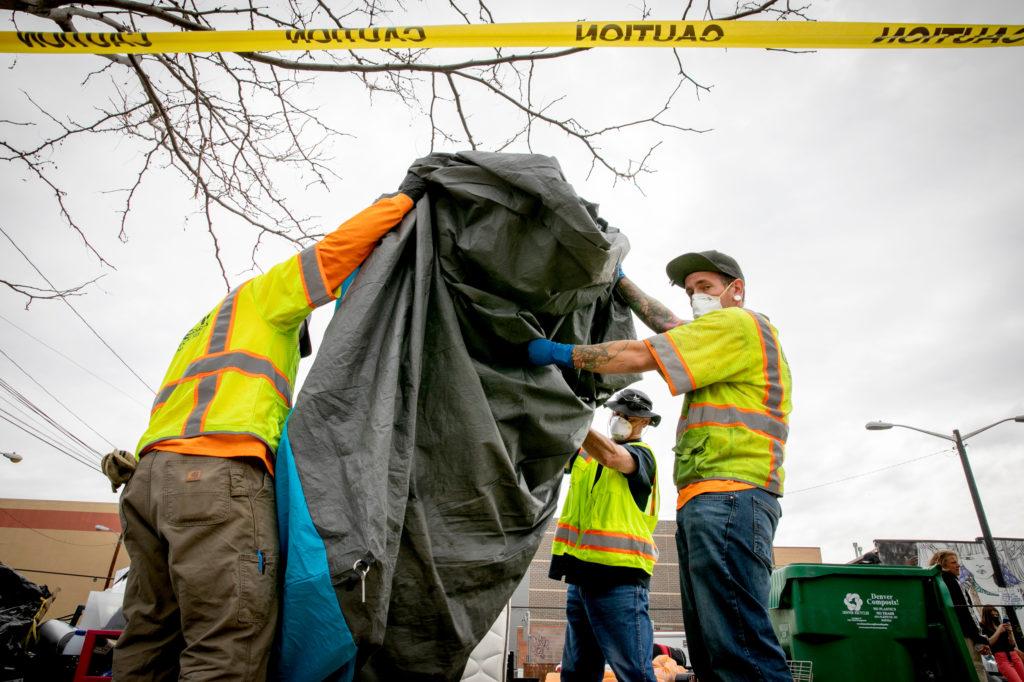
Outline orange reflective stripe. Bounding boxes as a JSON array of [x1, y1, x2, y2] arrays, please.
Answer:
[[184, 374, 219, 436], [744, 311, 787, 488], [685, 403, 788, 441], [766, 439, 783, 493], [577, 529, 659, 560], [207, 287, 241, 354], [647, 333, 695, 394], [153, 350, 293, 410], [555, 523, 658, 559], [643, 338, 678, 395], [554, 523, 580, 547], [746, 311, 784, 419]]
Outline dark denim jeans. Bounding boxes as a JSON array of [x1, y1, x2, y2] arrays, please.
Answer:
[[561, 582, 656, 682], [675, 487, 792, 682]]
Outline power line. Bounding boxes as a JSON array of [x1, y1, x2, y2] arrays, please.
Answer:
[[0, 313, 150, 409], [0, 393, 61, 441], [0, 394, 96, 461], [0, 411, 101, 472], [0, 376, 104, 462], [0, 348, 117, 449], [0, 405, 100, 467], [0, 224, 156, 395], [787, 446, 953, 495]]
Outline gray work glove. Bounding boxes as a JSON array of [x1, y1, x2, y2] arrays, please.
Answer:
[[397, 171, 427, 203], [101, 449, 137, 492]]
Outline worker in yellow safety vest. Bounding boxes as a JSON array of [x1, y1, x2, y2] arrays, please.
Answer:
[[550, 388, 661, 682], [103, 172, 425, 682], [529, 251, 793, 682]]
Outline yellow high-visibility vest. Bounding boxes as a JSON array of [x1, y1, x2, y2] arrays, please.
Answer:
[[136, 194, 413, 460], [645, 307, 792, 494], [551, 443, 659, 574]]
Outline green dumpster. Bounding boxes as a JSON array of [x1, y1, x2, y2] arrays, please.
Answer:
[[769, 564, 979, 682]]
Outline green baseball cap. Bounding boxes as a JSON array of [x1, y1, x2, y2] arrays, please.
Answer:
[[666, 250, 744, 287]]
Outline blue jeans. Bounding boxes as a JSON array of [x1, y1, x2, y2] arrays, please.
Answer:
[[561, 583, 656, 682], [675, 487, 791, 682]]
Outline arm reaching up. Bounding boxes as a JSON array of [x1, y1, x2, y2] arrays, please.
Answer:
[[581, 429, 637, 474], [617, 275, 686, 333]]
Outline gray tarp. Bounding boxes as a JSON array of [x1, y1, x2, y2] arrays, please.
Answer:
[[287, 151, 639, 680]]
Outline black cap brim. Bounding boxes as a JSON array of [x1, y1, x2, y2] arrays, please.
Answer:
[[667, 251, 743, 286], [666, 252, 721, 286], [606, 396, 661, 427]]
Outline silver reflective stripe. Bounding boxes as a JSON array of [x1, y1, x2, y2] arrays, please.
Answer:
[[185, 352, 293, 402], [208, 289, 239, 355], [750, 312, 784, 419], [183, 374, 219, 436], [648, 334, 693, 394], [766, 439, 784, 493], [153, 351, 293, 414], [686, 404, 789, 442], [554, 525, 579, 545], [578, 531, 659, 560], [299, 246, 333, 307], [207, 288, 239, 352], [153, 384, 176, 408]]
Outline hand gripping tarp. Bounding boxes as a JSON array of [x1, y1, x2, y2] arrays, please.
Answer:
[[276, 151, 639, 680]]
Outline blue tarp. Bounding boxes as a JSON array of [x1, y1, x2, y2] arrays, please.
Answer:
[[274, 423, 357, 682]]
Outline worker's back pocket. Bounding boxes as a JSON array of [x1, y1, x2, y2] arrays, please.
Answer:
[[751, 492, 781, 570], [164, 455, 231, 527]]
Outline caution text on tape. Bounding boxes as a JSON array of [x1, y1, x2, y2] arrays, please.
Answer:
[[2, 21, 1023, 55]]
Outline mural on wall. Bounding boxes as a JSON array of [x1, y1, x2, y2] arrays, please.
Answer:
[[875, 537, 1024, 623]]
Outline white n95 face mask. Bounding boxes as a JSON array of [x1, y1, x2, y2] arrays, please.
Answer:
[[690, 280, 738, 318], [609, 415, 634, 442], [690, 293, 722, 319]]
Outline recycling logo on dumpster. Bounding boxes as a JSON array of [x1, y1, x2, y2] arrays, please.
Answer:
[[841, 590, 901, 631]]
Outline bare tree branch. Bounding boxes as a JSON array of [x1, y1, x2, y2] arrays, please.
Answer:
[[0, 0, 812, 288], [1, 276, 103, 310], [446, 72, 477, 150]]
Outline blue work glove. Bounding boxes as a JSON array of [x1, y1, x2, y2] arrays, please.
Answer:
[[615, 263, 625, 283], [528, 339, 575, 370]]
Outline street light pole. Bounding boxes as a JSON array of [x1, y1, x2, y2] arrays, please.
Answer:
[[95, 524, 123, 590], [866, 415, 1024, 640], [951, 429, 1006, 590]]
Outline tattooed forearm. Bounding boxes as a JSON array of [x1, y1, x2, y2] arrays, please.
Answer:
[[617, 276, 686, 333], [574, 341, 627, 372], [572, 339, 656, 374]]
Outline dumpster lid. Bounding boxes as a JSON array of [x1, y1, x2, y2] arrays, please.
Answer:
[[770, 563, 941, 609]]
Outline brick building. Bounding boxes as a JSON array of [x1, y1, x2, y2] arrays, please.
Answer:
[[0, 498, 128, 618]]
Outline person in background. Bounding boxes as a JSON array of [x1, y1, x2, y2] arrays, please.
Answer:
[[930, 549, 990, 679], [550, 388, 661, 682], [981, 605, 1024, 682], [529, 250, 793, 681], [106, 172, 425, 681]]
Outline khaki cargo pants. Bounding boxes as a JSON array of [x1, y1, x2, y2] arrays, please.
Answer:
[[113, 451, 279, 681]]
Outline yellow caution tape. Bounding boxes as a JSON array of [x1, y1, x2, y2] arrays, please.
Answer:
[[2, 21, 1023, 55]]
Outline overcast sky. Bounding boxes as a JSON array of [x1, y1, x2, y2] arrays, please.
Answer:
[[1, 1, 1022, 563]]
